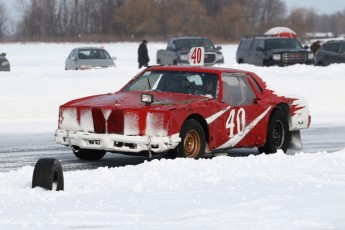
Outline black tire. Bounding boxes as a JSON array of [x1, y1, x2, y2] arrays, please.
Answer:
[[72, 147, 106, 161], [32, 158, 64, 191], [259, 110, 290, 154], [169, 119, 206, 159], [317, 61, 325, 66]]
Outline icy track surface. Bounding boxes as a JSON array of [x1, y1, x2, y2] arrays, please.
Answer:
[[0, 42, 345, 229]]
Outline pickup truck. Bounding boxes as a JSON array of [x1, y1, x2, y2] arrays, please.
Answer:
[[157, 37, 224, 66]]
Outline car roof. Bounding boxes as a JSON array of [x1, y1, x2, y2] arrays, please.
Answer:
[[73, 47, 106, 50], [146, 65, 252, 75], [242, 36, 296, 40], [323, 40, 345, 44], [171, 37, 210, 40]]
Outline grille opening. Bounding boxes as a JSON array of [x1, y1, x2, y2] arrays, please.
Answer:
[[282, 53, 307, 63], [114, 141, 137, 149], [204, 52, 216, 63], [88, 140, 100, 145], [150, 144, 159, 149]]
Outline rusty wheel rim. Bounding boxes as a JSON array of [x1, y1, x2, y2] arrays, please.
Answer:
[[183, 130, 201, 158], [273, 120, 284, 149]]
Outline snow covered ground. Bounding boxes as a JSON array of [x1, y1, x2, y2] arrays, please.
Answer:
[[0, 42, 345, 229]]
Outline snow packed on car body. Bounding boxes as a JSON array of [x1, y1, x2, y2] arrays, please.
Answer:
[[55, 65, 311, 160]]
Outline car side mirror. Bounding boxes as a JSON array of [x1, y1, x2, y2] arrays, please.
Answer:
[[216, 46, 222, 50], [112, 57, 117, 60], [304, 45, 309, 49], [0, 53, 6, 57]]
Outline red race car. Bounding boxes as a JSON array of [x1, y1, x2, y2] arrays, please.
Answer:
[[55, 65, 311, 160]]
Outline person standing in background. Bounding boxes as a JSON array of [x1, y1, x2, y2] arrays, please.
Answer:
[[310, 40, 321, 55], [138, 40, 150, 68]]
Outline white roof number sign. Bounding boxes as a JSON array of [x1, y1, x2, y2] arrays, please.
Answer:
[[188, 47, 204, 66]]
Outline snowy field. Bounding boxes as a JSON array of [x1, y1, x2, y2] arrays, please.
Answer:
[[0, 42, 345, 229]]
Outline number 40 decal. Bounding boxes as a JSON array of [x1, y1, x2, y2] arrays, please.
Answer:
[[188, 47, 204, 66], [226, 108, 246, 137]]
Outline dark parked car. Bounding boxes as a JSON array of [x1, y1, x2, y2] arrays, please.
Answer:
[[0, 53, 10, 71], [236, 36, 314, 66], [314, 40, 345, 66]]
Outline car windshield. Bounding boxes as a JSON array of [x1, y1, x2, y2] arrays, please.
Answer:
[[124, 70, 219, 98], [78, 49, 111, 59], [265, 39, 302, 49], [176, 39, 215, 51]]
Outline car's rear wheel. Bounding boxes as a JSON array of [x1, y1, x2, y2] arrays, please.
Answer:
[[168, 119, 205, 159], [316, 61, 325, 66], [259, 110, 290, 154], [72, 147, 106, 161]]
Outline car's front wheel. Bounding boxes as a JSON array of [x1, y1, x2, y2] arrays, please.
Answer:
[[259, 110, 290, 154], [169, 119, 206, 159], [72, 147, 106, 161]]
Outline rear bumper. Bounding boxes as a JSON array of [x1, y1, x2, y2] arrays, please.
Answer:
[[55, 129, 181, 153]]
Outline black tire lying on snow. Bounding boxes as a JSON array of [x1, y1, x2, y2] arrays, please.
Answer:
[[32, 158, 64, 191]]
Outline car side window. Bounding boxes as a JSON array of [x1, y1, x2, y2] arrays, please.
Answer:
[[239, 39, 252, 51], [247, 74, 263, 94], [338, 43, 345, 53], [222, 73, 256, 106], [324, 43, 338, 53], [251, 40, 260, 50], [69, 50, 76, 59], [257, 40, 265, 49]]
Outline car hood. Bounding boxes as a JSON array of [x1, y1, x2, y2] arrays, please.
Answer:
[[179, 49, 222, 54], [61, 91, 210, 110]]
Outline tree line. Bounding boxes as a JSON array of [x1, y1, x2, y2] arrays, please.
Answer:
[[1, 0, 345, 42]]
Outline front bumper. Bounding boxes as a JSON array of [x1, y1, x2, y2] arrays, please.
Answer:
[[178, 52, 223, 66], [55, 129, 181, 153], [268, 59, 313, 66]]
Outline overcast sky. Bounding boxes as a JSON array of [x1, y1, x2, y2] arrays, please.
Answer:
[[285, 0, 344, 14]]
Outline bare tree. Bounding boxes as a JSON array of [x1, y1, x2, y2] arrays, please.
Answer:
[[214, 1, 251, 39], [0, 2, 9, 38], [114, 0, 160, 37], [287, 8, 310, 35], [10, 0, 345, 42]]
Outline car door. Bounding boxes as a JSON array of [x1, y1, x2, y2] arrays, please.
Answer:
[[324, 43, 340, 64], [65, 49, 77, 70], [337, 42, 345, 63], [213, 72, 269, 150], [248, 39, 265, 66], [162, 39, 178, 65]]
